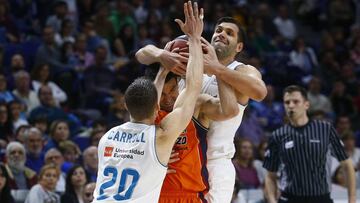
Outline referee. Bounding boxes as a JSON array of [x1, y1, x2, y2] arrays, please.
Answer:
[[263, 85, 356, 203]]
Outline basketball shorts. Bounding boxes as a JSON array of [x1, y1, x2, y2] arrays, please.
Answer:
[[205, 158, 235, 203]]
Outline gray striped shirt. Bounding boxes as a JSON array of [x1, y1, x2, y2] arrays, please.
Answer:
[[263, 120, 348, 196]]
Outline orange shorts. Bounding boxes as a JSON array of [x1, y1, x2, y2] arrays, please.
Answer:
[[158, 192, 207, 203]]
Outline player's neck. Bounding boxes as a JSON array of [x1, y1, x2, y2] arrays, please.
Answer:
[[219, 57, 235, 67], [130, 117, 154, 125]]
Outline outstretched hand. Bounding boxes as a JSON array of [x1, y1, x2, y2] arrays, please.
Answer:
[[175, 1, 204, 39]]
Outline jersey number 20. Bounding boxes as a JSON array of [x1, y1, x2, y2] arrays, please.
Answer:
[[97, 166, 140, 201]]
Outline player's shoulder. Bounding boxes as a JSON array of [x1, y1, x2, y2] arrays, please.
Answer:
[[235, 63, 262, 77]]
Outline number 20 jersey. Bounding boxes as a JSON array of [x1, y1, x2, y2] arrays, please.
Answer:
[[93, 122, 167, 203]]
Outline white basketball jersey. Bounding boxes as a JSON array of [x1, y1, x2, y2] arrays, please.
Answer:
[[201, 61, 246, 160], [93, 122, 167, 203]]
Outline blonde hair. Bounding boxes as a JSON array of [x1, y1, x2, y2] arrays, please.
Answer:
[[39, 164, 60, 181]]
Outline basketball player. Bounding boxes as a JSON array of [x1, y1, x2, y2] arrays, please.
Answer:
[[92, 2, 204, 202], [136, 44, 239, 202], [137, 17, 267, 202]]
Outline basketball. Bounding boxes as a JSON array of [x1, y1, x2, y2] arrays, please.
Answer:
[[166, 35, 189, 52]]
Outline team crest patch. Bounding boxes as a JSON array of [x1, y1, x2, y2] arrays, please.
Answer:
[[104, 147, 114, 157]]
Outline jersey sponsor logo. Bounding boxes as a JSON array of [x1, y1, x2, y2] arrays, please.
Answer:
[[175, 135, 187, 145], [104, 147, 114, 157], [285, 141, 294, 149], [309, 139, 320, 143]]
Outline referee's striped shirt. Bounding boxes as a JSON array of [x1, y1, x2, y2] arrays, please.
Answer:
[[263, 119, 348, 196]]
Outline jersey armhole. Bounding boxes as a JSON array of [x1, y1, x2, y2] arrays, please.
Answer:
[[153, 126, 168, 168]]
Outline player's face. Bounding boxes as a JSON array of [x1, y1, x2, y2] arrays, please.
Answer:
[[283, 92, 309, 121], [211, 22, 242, 59], [160, 78, 179, 112]]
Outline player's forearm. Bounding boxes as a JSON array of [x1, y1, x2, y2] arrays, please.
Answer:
[[135, 45, 163, 65], [154, 67, 169, 103], [341, 159, 356, 203], [265, 173, 278, 203], [185, 37, 203, 93], [217, 78, 239, 118], [214, 65, 267, 101]]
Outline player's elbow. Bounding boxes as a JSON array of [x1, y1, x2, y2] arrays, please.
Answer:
[[252, 85, 267, 102], [224, 105, 239, 118]]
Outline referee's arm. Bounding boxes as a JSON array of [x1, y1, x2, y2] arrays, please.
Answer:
[[263, 135, 280, 203], [330, 126, 356, 203]]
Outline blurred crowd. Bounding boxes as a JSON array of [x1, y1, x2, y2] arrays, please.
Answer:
[[0, 0, 360, 202]]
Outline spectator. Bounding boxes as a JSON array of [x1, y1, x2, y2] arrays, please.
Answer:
[[29, 86, 69, 127], [14, 125, 31, 144], [55, 19, 76, 47], [106, 93, 129, 128], [307, 76, 333, 116], [273, 4, 297, 41], [5, 142, 37, 203], [82, 146, 98, 182], [93, 2, 116, 44], [35, 26, 71, 74], [0, 1, 19, 43], [89, 129, 104, 147], [82, 182, 95, 203], [289, 37, 319, 82], [83, 45, 117, 112], [12, 71, 40, 114], [233, 138, 261, 189], [77, 0, 96, 27], [30, 116, 49, 139], [251, 85, 284, 133], [58, 140, 81, 170], [44, 120, 70, 152], [341, 132, 360, 168], [24, 127, 45, 173], [61, 165, 88, 203], [253, 140, 268, 185], [25, 164, 60, 203], [8, 100, 28, 132], [72, 34, 95, 72], [46, 1, 70, 33], [5, 54, 27, 91], [44, 148, 66, 194], [330, 81, 356, 118], [0, 163, 15, 203], [0, 73, 16, 103], [31, 64, 68, 106], [0, 101, 13, 147]]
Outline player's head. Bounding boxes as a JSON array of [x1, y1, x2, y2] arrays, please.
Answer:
[[283, 85, 309, 120], [211, 17, 245, 60], [125, 78, 158, 121], [160, 73, 180, 112]]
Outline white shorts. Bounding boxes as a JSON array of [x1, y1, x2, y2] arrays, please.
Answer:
[[205, 159, 235, 203]]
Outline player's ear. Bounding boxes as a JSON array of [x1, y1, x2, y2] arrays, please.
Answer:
[[236, 42, 243, 53]]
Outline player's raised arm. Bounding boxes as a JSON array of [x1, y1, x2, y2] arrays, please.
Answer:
[[135, 43, 188, 73], [197, 44, 239, 121], [157, 1, 204, 156]]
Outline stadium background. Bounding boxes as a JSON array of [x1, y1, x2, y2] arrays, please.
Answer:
[[0, 0, 359, 202]]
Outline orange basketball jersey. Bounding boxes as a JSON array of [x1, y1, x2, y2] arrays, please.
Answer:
[[155, 110, 209, 199]]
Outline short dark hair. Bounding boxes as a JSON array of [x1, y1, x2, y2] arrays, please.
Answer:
[[283, 85, 308, 100], [215, 17, 246, 43], [125, 78, 158, 120]]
